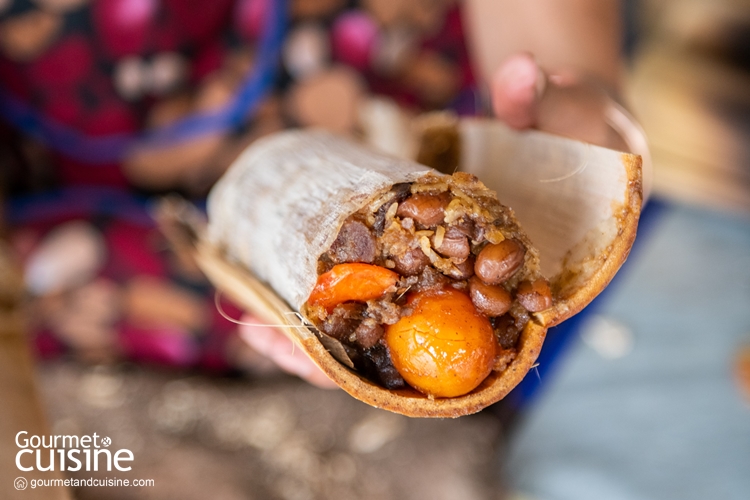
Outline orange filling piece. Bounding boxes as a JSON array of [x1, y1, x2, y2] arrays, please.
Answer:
[[384, 288, 496, 398]]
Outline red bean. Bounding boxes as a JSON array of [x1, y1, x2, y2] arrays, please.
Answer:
[[392, 247, 430, 276], [433, 226, 470, 260], [445, 255, 475, 280], [396, 192, 451, 227], [516, 278, 553, 312], [451, 218, 475, 238], [474, 240, 526, 285], [469, 277, 512, 316]]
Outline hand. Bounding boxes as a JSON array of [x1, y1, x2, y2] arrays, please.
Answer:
[[491, 52, 629, 152], [238, 315, 338, 389]]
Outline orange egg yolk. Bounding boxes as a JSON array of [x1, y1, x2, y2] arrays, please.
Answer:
[[384, 288, 497, 398]]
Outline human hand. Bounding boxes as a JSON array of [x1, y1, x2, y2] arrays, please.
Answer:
[[491, 52, 651, 199], [238, 314, 338, 389], [491, 52, 629, 152]]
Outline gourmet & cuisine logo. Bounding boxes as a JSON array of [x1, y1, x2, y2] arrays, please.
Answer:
[[15, 431, 133, 472]]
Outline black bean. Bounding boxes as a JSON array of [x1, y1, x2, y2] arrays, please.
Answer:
[[365, 343, 406, 390]]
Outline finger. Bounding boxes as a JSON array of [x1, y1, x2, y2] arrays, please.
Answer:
[[491, 53, 546, 129], [536, 81, 626, 150], [238, 316, 338, 389], [237, 318, 280, 356], [265, 333, 336, 388], [273, 347, 339, 389], [492, 54, 627, 150]]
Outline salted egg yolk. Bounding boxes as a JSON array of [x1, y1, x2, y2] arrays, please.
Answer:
[[384, 288, 496, 398]]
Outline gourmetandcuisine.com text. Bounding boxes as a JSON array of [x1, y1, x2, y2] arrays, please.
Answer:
[[27, 477, 154, 488]]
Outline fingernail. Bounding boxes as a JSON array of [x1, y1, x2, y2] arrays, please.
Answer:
[[498, 55, 538, 93]]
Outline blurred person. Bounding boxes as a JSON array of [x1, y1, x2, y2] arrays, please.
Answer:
[[0, 0, 637, 388]]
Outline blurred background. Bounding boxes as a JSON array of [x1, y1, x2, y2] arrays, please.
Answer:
[[1, 0, 749, 499]]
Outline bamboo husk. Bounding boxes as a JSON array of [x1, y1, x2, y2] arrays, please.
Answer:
[[458, 119, 642, 327], [197, 122, 641, 418]]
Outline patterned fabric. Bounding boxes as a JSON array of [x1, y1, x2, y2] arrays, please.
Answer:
[[1, 0, 478, 372]]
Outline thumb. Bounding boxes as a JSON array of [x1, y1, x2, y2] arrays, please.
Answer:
[[492, 54, 628, 150], [491, 53, 546, 129]]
